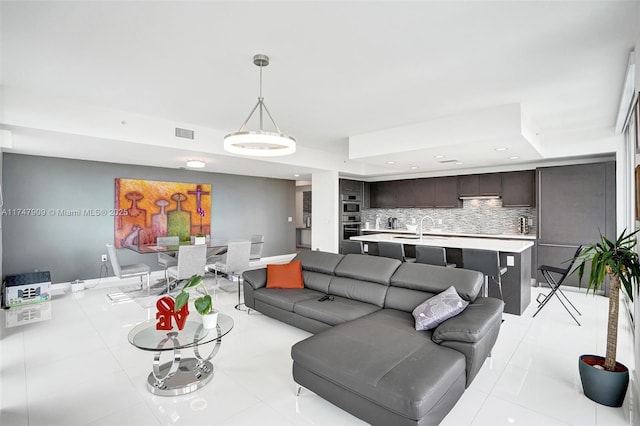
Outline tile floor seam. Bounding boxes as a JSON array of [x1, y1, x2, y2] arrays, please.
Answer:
[[466, 390, 491, 426]]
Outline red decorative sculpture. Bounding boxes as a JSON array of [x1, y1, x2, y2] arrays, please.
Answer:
[[156, 296, 189, 330]]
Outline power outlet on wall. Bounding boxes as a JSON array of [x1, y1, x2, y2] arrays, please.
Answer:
[[101, 254, 108, 262]]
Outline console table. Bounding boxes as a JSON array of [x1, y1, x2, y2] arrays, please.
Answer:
[[128, 314, 233, 396]]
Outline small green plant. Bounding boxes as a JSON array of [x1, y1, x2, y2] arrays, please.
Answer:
[[573, 229, 640, 371], [174, 274, 212, 316]]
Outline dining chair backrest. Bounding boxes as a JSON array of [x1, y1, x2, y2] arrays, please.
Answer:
[[157, 236, 179, 246], [106, 243, 122, 278], [225, 241, 252, 275], [415, 246, 447, 266], [174, 244, 207, 280], [250, 234, 265, 260]]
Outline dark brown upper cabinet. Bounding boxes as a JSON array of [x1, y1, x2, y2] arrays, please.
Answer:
[[458, 173, 502, 197], [395, 179, 415, 207], [501, 170, 535, 207], [414, 178, 436, 207], [434, 176, 462, 208], [369, 181, 396, 208], [339, 179, 363, 197]]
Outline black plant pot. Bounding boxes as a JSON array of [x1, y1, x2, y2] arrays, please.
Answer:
[[579, 354, 629, 407]]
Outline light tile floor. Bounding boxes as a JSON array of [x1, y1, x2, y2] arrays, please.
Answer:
[[0, 278, 635, 426]]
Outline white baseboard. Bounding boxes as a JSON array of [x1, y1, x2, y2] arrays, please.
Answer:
[[50, 253, 297, 293]]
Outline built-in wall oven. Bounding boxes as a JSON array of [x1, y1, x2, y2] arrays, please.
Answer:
[[341, 213, 362, 240]]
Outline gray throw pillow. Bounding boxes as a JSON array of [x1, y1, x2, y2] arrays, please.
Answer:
[[412, 286, 469, 331]]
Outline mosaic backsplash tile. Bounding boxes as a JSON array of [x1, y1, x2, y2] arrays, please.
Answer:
[[362, 199, 536, 235]]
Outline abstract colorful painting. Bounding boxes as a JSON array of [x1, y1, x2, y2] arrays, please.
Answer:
[[114, 178, 211, 248]]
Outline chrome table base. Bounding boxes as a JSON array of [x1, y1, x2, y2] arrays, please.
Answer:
[[147, 358, 214, 396]]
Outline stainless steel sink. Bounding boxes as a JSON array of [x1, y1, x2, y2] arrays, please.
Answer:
[[394, 235, 448, 240]]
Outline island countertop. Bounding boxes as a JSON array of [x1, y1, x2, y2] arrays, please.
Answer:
[[351, 233, 534, 253], [360, 227, 537, 241]]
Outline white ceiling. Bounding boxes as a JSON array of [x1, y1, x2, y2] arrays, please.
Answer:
[[0, 1, 637, 180]]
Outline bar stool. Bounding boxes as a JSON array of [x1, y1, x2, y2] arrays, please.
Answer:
[[462, 249, 506, 299], [415, 246, 456, 268], [342, 240, 364, 255], [378, 242, 415, 262]]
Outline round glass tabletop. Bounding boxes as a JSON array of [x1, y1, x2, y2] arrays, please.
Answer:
[[128, 313, 234, 351]]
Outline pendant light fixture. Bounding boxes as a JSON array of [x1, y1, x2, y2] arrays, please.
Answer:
[[224, 54, 296, 156]]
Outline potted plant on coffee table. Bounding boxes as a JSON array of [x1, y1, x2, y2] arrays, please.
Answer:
[[174, 274, 218, 329], [573, 229, 640, 407]]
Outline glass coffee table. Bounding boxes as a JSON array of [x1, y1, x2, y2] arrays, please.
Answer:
[[128, 313, 233, 396]]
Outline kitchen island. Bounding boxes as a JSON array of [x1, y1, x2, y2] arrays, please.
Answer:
[[351, 233, 533, 315]]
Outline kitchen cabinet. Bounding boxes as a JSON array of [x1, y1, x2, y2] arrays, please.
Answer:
[[369, 181, 396, 208], [339, 179, 363, 198], [536, 162, 615, 288], [502, 170, 535, 207], [414, 178, 436, 207], [458, 173, 501, 197], [434, 176, 461, 208], [396, 179, 415, 207], [371, 177, 460, 208]]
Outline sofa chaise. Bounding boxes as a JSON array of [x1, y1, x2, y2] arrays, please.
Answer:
[[242, 250, 504, 425]]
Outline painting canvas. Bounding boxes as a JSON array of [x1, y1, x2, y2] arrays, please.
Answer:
[[114, 178, 211, 248]]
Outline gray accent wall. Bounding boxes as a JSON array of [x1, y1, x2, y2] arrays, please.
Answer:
[[2, 153, 296, 283]]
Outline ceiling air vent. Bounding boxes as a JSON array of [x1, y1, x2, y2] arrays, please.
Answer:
[[438, 159, 458, 163], [175, 127, 195, 139]]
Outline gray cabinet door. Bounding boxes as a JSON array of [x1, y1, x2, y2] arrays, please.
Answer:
[[434, 177, 461, 208], [414, 178, 435, 207], [370, 181, 396, 208], [502, 170, 535, 207], [537, 163, 607, 245], [396, 179, 415, 207], [479, 173, 502, 196]]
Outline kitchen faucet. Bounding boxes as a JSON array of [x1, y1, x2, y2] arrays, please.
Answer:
[[419, 215, 436, 240]]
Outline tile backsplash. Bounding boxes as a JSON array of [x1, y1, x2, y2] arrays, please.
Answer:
[[362, 199, 536, 235]]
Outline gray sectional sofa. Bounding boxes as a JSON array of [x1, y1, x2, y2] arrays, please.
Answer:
[[242, 250, 504, 425]]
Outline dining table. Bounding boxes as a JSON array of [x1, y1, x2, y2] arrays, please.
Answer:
[[124, 239, 230, 257]]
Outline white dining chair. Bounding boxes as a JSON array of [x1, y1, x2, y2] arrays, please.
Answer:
[[106, 243, 151, 290], [156, 236, 179, 283], [250, 234, 265, 260], [206, 240, 251, 310], [165, 244, 207, 294]]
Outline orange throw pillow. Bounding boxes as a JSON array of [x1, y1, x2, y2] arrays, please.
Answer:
[[266, 260, 304, 289]]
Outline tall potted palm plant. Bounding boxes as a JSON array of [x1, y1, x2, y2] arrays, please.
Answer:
[[573, 229, 640, 407]]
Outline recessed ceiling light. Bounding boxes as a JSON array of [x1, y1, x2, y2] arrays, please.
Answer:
[[494, 147, 508, 152], [508, 156, 520, 160], [293, 174, 300, 177], [434, 155, 445, 159], [455, 161, 464, 165], [386, 161, 396, 164], [410, 166, 418, 170], [186, 160, 205, 168]]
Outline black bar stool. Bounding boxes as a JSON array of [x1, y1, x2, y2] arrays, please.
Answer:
[[415, 246, 456, 268], [462, 249, 506, 299], [534, 246, 582, 325]]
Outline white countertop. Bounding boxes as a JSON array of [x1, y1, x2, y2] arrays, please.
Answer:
[[361, 227, 536, 241], [352, 233, 534, 253]]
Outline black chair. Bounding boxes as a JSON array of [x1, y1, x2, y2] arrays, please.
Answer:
[[462, 249, 506, 299], [415, 246, 456, 268], [378, 242, 416, 262], [533, 246, 582, 326], [342, 240, 364, 255]]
